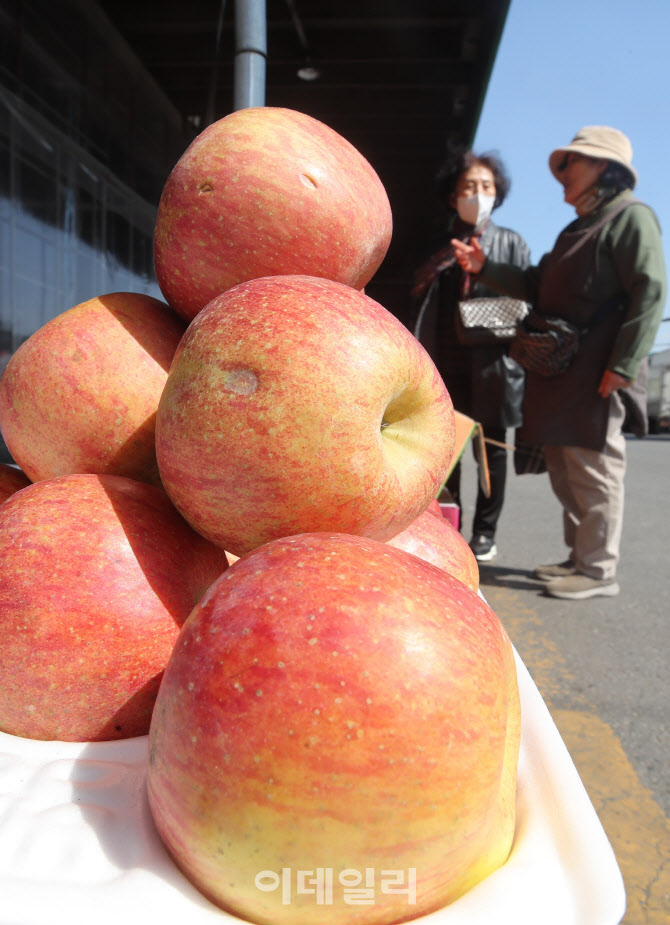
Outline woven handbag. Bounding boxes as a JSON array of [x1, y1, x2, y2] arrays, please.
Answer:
[[508, 310, 583, 376], [455, 296, 530, 346]]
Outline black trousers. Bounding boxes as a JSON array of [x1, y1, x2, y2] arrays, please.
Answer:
[[444, 426, 508, 539]]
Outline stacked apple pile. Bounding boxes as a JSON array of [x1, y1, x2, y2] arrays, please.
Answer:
[[0, 108, 520, 924]]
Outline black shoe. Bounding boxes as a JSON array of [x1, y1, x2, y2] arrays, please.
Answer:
[[469, 534, 497, 562]]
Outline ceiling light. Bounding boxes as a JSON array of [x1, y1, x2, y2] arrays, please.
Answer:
[[297, 63, 320, 81]]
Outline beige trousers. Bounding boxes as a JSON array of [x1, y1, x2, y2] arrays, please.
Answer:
[[543, 393, 627, 581]]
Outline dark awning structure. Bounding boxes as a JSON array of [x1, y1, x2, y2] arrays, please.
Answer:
[[97, 0, 511, 318]]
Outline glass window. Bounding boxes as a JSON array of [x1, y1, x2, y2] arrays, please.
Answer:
[[0, 92, 164, 356]]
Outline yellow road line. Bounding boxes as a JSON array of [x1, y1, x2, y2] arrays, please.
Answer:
[[484, 586, 670, 925], [553, 709, 670, 924]]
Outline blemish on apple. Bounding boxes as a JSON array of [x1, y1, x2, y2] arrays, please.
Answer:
[[223, 369, 258, 395]]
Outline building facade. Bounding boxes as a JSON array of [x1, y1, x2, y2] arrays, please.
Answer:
[[0, 1, 191, 368]]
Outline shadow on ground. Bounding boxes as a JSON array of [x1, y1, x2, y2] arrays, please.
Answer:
[[478, 564, 548, 594]]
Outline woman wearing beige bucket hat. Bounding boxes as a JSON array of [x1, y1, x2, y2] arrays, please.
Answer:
[[451, 125, 666, 600]]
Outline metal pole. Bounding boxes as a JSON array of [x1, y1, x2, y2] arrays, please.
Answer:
[[233, 0, 267, 110]]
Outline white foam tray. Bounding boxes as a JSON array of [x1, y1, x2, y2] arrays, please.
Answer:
[[0, 650, 625, 925]]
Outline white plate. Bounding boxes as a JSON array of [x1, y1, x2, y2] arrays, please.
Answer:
[[0, 650, 625, 925]]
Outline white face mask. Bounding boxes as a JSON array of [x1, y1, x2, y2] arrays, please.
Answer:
[[456, 193, 496, 229]]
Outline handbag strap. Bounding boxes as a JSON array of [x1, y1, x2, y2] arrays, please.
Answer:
[[589, 195, 639, 237], [412, 274, 440, 340]]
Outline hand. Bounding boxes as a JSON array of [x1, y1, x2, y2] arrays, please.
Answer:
[[598, 369, 631, 398], [450, 237, 486, 274]]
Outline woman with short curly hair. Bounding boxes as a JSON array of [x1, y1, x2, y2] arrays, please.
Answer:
[[409, 145, 531, 563]]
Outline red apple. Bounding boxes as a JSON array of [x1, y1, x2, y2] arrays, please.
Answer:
[[0, 473, 229, 741], [155, 275, 455, 557], [153, 107, 393, 321], [0, 292, 187, 486], [147, 532, 520, 925], [425, 497, 443, 517], [0, 463, 31, 504], [387, 508, 479, 591]]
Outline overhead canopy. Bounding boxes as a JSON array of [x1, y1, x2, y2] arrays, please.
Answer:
[[97, 0, 511, 318]]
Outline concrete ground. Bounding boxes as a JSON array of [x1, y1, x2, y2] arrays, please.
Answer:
[[456, 432, 670, 925]]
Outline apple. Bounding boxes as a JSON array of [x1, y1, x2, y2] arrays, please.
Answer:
[[0, 473, 229, 741], [155, 275, 455, 557], [0, 463, 31, 504], [147, 532, 520, 925], [0, 292, 187, 486], [387, 508, 479, 591], [425, 497, 443, 517], [153, 106, 393, 321]]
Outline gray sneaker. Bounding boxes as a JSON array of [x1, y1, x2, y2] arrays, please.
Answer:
[[544, 574, 620, 600], [534, 559, 577, 581]]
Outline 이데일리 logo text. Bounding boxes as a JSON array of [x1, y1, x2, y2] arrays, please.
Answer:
[[254, 867, 416, 906]]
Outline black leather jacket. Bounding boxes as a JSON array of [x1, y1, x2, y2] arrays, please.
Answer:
[[410, 219, 531, 429]]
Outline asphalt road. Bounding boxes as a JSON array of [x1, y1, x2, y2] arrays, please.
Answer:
[[456, 431, 670, 925]]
